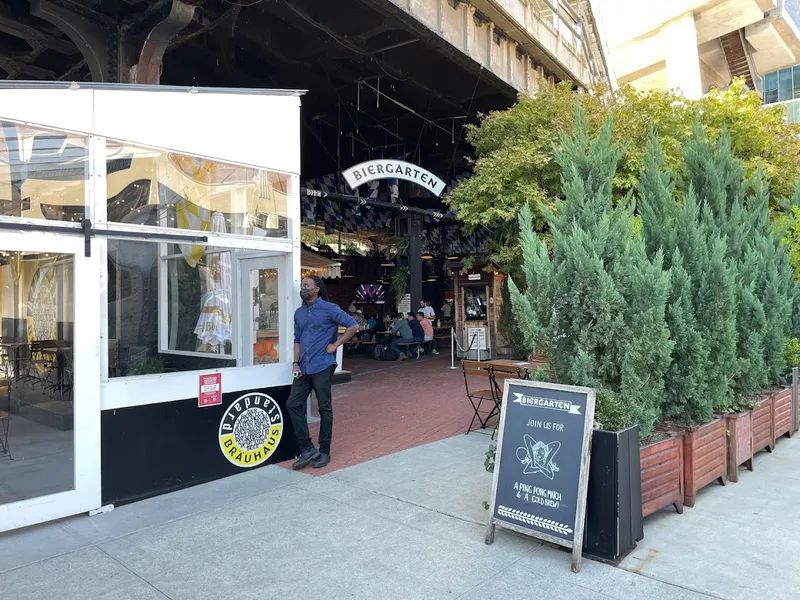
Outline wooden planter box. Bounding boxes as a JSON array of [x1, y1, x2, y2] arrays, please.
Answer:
[[583, 426, 644, 564], [680, 417, 727, 507], [772, 387, 793, 443], [640, 432, 683, 518], [725, 412, 753, 483], [752, 395, 774, 455]]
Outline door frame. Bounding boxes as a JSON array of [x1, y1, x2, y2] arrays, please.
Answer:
[[237, 253, 292, 369], [0, 230, 102, 533]]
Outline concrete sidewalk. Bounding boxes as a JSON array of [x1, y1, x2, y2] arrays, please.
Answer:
[[2, 432, 798, 600]]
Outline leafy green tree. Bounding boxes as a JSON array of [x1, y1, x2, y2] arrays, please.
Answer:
[[449, 80, 800, 276], [510, 109, 672, 434]]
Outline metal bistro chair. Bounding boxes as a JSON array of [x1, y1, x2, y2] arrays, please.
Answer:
[[0, 362, 12, 460], [487, 364, 526, 440], [461, 360, 495, 433]]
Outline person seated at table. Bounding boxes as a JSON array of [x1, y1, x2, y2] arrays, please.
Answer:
[[348, 309, 370, 348], [407, 312, 425, 358], [372, 313, 391, 345], [367, 313, 377, 331], [417, 311, 439, 355], [390, 312, 418, 360]]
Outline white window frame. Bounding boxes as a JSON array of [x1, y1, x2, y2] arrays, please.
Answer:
[[237, 252, 294, 368], [157, 244, 239, 361]]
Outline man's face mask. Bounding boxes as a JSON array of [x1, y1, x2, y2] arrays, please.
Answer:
[[300, 285, 316, 301]]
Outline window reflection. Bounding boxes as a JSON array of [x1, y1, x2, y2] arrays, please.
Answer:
[[249, 268, 281, 365], [106, 141, 290, 238], [778, 68, 793, 102], [108, 240, 236, 377], [464, 286, 487, 321], [0, 123, 88, 221], [764, 72, 778, 104], [0, 250, 75, 504], [164, 244, 234, 357]]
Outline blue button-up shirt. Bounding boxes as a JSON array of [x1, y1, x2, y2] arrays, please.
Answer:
[[294, 298, 357, 375]]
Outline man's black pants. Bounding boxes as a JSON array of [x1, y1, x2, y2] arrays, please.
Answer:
[[287, 364, 335, 455]]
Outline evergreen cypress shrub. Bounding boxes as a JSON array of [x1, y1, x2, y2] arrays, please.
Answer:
[[509, 109, 673, 435], [638, 134, 711, 421], [640, 123, 799, 422]]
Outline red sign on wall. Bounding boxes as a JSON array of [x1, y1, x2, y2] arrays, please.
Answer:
[[198, 373, 222, 408]]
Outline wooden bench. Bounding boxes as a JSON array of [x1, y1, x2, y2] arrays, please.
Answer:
[[343, 339, 377, 356]]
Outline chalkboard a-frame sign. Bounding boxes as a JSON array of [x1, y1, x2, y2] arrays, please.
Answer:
[[485, 379, 595, 573]]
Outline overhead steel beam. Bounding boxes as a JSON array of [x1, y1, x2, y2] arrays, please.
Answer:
[[301, 187, 457, 224], [0, 15, 76, 54], [31, 0, 109, 81], [370, 38, 419, 54], [0, 57, 55, 79]]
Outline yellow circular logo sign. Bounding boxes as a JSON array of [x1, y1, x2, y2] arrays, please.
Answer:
[[219, 393, 284, 468]]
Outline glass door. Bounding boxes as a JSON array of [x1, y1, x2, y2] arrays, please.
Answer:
[[239, 257, 284, 367], [0, 231, 101, 532]]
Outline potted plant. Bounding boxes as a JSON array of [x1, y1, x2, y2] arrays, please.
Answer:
[[128, 356, 165, 376], [660, 418, 728, 507], [640, 431, 684, 517], [771, 385, 793, 443], [786, 338, 800, 434], [390, 266, 410, 308], [723, 401, 754, 483], [584, 421, 644, 563], [507, 115, 672, 562], [751, 393, 775, 455]]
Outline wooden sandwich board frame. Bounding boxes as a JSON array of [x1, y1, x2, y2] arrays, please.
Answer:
[[484, 378, 595, 573]]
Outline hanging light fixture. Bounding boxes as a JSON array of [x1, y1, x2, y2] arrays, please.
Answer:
[[421, 252, 433, 260]]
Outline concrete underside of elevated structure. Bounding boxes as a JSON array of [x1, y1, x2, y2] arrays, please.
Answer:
[[599, 0, 800, 95], [0, 0, 605, 180]]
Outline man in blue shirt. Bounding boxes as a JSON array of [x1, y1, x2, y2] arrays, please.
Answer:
[[288, 275, 358, 469]]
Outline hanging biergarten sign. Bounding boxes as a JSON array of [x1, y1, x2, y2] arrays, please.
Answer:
[[342, 160, 446, 197]]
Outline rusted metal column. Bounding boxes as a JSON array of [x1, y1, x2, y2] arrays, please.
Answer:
[[132, 0, 199, 84]]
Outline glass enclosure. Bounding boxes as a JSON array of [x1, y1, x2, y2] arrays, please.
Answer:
[[0, 250, 75, 503], [0, 123, 89, 222], [0, 83, 301, 532]]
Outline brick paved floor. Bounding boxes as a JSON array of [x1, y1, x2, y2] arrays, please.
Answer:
[[280, 354, 497, 474]]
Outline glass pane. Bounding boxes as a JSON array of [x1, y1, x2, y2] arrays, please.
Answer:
[[764, 72, 779, 104], [108, 240, 235, 377], [464, 286, 487, 321], [249, 268, 281, 365], [779, 68, 793, 102], [793, 66, 800, 99], [106, 140, 290, 238], [0, 123, 88, 221], [1, 250, 74, 504]]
